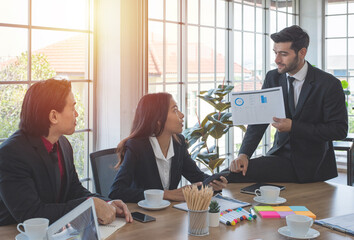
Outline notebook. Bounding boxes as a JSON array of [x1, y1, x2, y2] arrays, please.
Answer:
[[173, 193, 250, 212], [47, 198, 126, 240], [315, 213, 354, 236]]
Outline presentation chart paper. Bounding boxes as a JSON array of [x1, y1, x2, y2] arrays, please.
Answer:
[[231, 87, 286, 125]]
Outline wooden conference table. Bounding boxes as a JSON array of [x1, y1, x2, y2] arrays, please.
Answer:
[[1, 182, 354, 240]]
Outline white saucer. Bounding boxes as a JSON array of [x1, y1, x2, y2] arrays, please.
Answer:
[[15, 233, 28, 240], [138, 199, 170, 210], [253, 196, 286, 205], [278, 226, 320, 239]]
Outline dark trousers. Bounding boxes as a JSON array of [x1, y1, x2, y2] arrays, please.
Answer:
[[226, 153, 299, 183]]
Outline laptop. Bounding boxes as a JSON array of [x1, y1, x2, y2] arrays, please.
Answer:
[[47, 198, 126, 240]]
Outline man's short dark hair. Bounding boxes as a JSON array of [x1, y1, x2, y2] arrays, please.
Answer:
[[19, 79, 72, 137], [270, 25, 310, 53]]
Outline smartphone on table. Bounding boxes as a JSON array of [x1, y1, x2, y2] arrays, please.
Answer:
[[131, 212, 156, 223]]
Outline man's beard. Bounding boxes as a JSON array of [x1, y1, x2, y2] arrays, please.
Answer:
[[278, 53, 299, 74]]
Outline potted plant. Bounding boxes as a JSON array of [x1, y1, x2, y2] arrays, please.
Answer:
[[341, 80, 350, 107], [209, 200, 221, 227], [182, 84, 246, 174]]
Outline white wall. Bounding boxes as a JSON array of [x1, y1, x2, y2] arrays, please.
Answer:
[[119, 0, 145, 141], [299, 0, 323, 69], [95, 0, 144, 150], [95, 0, 121, 150]]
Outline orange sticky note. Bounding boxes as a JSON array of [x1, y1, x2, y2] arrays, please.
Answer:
[[272, 206, 292, 212], [294, 211, 316, 219]]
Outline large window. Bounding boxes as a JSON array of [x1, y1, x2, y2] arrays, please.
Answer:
[[325, 0, 354, 133], [147, 0, 298, 170], [0, 0, 93, 181]]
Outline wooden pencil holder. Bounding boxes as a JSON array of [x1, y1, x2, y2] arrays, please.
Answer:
[[188, 209, 209, 236]]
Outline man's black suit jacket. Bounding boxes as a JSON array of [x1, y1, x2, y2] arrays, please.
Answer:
[[0, 130, 100, 225], [109, 134, 209, 203], [239, 63, 348, 183]]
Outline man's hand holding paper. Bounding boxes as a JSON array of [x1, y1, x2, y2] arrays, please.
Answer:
[[272, 117, 292, 132]]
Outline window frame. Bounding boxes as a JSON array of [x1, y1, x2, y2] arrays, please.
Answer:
[[0, 0, 94, 188], [147, 0, 299, 173]]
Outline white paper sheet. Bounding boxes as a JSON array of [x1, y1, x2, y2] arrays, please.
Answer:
[[99, 218, 126, 240], [231, 87, 286, 125], [315, 213, 354, 236]]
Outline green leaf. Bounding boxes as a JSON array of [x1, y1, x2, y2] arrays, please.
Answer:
[[207, 114, 229, 139], [344, 90, 351, 96], [236, 125, 247, 132], [341, 80, 349, 89], [182, 125, 205, 147], [208, 158, 225, 170], [202, 144, 216, 153], [201, 112, 216, 127], [190, 141, 206, 154], [214, 102, 231, 112], [218, 112, 232, 122], [197, 152, 218, 162], [195, 158, 213, 173], [198, 95, 218, 109], [210, 124, 228, 139], [215, 84, 234, 95]]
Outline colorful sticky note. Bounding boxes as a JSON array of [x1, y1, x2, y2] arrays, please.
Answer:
[[294, 211, 316, 219], [254, 206, 274, 212], [258, 211, 280, 218], [254, 206, 315, 219], [277, 211, 295, 218], [290, 206, 308, 211], [272, 206, 292, 212]]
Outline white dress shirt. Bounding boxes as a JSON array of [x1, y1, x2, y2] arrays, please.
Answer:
[[149, 136, 174, 190], [287, 61, 308, 107]]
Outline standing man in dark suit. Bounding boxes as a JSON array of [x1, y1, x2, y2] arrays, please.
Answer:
[[0, 79, 132, 226], [227, 25, 348, 183]]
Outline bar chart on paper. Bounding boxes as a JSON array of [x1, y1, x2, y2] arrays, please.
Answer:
[[231, 87, 285, 125]]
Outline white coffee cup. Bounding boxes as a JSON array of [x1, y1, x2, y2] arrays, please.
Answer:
[[144, 189, 164, 207], [286, 214, 313, 237], [254, 186, 280, 202], [17, 218, 49, 240]]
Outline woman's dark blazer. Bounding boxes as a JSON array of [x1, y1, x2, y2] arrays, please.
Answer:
[[109, 134, 209, 203]]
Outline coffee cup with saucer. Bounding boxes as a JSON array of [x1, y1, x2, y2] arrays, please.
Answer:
[[138, 189, 170, 210], [16, 233, 28, 240], [16, 218, 49, 240], [253, 186, 286, 204], [278, 214, 320, 239]]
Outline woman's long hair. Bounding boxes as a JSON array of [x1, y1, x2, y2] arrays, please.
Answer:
[[116, 92, 178, 168]]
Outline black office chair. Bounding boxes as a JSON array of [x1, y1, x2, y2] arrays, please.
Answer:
[[89, 148, 119, 198]]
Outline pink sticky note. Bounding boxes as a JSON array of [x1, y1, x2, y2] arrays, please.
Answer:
[[259, 211, 280, 218]]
